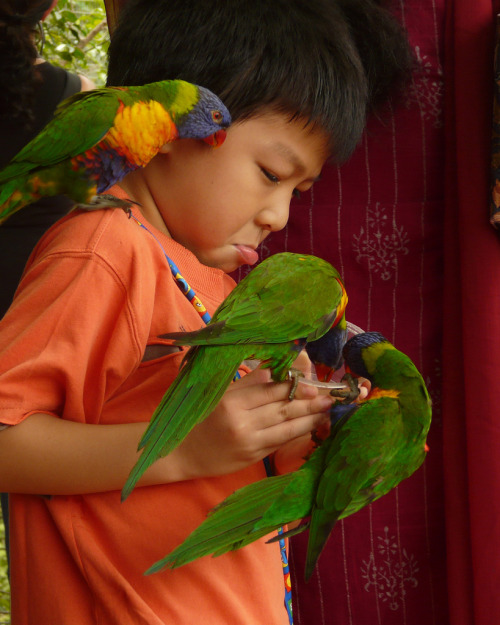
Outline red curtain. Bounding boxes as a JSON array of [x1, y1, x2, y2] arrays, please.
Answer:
[[443, 1, 500, 623]]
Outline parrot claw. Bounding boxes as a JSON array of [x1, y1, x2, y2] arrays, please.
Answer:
[[287, 368, 304, 400], [310, 428, 325, 450], [74, 194, 142, 217], [329, 372, 360, 403]]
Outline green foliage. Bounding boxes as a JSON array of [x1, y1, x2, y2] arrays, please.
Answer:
[[0, 506, 9, 624], [42, 0, 109, 86]]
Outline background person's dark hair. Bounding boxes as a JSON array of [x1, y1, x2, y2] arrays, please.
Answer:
[[0, 0, 53, 128], [107, 0, 412, 163]]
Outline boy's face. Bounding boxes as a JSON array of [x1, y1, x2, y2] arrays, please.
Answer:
[[141, 111, 329, 273]]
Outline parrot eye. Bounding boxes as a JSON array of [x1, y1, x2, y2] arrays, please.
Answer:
[[211, 110, 223, 124]]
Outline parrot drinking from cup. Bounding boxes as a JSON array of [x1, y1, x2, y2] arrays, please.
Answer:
[[0, 79, 231, 224], [121, 252, 348, 500], [305, 318, 349, 381], [149, 332, 431, 581]]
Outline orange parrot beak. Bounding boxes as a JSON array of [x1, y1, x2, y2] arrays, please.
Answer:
[[314, 362, 336, 383], [202, 129, 227, 147]]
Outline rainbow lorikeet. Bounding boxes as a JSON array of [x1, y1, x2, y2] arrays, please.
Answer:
[[121, 252, 348, 500], [150, 332, 431, 581], [0, 79, 231, 223]]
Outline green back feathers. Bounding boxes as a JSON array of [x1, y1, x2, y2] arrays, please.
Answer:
[[355, 337, 432, 443], [167, 253, 346, 347], [137, 80, 200, 121], [209, 253, 346, 344]]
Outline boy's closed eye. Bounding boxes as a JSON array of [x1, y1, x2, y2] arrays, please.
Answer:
[[260, 166, 281, 186], [260, 167, 302, 198]]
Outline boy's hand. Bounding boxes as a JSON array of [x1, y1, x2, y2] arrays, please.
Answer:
[[175, 366, 333, 480]]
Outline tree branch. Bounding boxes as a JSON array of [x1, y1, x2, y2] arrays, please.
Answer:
[[76, 18, 107, 50]]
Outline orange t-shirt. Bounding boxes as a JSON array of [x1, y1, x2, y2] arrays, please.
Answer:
[[0, 198, 289, 624]]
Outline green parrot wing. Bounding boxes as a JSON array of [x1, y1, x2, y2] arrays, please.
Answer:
[[165, 253, 345, 346], [0, 88, 122, 182]]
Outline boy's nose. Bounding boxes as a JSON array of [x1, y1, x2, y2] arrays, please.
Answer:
[[256, 196, 290, 233]]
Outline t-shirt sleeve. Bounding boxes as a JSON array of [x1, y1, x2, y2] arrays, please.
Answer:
[[0, 250, 144, 426]]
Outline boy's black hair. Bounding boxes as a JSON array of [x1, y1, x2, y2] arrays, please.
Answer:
[[107, 0, 412, 162]]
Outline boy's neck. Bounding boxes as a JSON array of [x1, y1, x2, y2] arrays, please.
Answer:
[[118, 170, 172, 238]]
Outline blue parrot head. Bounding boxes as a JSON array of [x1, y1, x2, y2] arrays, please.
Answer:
[[342, 331, 390, 381], [177, 86, 232, 146], [306, 324, 349, 381]]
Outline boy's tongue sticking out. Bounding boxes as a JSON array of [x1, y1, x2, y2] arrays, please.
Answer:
[[234, 244, 259, 266]]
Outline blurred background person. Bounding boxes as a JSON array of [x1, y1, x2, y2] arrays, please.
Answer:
[[0, 0, 94, 573]]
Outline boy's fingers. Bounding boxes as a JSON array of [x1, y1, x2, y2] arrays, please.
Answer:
[[231, 366, 272, 388], [258, 411, 328, 452], [254, 393, 333, 431], [231, 372, 320, 409]]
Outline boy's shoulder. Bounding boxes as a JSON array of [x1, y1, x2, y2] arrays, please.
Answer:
[[28, 205, 166, 279], [25, 202, 236, 306]]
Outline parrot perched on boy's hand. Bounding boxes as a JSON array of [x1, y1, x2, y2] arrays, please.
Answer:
[[0, 79, 231, 224], [149, 332, 431, 581], [121, 252, 348, 500]]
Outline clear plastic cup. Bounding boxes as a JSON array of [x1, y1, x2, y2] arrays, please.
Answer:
[[243, 321, 364, 395]]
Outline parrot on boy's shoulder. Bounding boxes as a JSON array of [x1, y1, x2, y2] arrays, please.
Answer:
[[121, 252, 348, 500], [0, 79, 231, 224], [149, 331, 431, 581]]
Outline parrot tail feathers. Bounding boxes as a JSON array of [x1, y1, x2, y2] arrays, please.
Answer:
[[121, 383, 215, 502], [0, 178, 31, 225], [266, 520, 310, 543], [146, 473, 297, 573], [120, 383, 199, 501], [121, 347, 242, 501], [304, 511, 339, 581], [136, 369, 199, 449]]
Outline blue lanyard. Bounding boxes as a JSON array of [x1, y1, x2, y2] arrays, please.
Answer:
[[132, 215, 293, 625]]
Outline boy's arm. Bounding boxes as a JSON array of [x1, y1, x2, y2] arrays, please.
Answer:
[[0, 367, 332, 495], [0, 413, 161, 495]]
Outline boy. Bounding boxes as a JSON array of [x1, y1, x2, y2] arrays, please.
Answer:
[[0, 1, 411, 623]]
